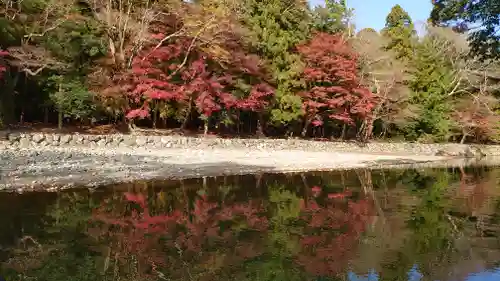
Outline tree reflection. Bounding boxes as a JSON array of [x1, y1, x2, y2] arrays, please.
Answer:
[[3, 168, 500, 281], [87, 179, 374, 280]]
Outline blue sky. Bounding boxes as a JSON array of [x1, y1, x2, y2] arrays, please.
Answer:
[[309, 0, 433, 32]]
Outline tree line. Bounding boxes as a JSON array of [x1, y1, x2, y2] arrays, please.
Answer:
[[0, 0, 499, 143]]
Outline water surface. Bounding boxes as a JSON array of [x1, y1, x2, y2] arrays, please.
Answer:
[[1, 167, 500, 281]]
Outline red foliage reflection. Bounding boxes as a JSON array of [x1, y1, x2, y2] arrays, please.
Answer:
[[296, 190, 373, 276], [87, 188, 373, 278]]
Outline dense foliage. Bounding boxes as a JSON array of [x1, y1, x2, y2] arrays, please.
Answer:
[[430, 0, 500, 60], [0, 0, 499, 143]]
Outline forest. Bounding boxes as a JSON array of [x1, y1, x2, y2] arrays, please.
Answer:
[[0, 0, 499, 143]]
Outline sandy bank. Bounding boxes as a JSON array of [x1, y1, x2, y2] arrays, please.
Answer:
[[2, 142, 500, 191]]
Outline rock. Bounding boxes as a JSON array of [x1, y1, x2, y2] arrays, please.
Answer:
[[113, 135, 124, 144], [435, 145, 486, 158], [74, 135, 84, 144], [123, 136, 136, 146], [19, 137, 31, 148], [136, 137, 147, 146], [0, 130, 10, 140], [8, 133, 21, 142], [118, 142, 129, 148], [465, 146, 486, 159], [104, 136, 114, 144], [435, 146, 465, 157], [45, 134, 53, 143], [39, 141, 49, 147], [21, 134, 32, 141], [32, 133, 45, 143], [60, 134, 72, 144], [97, 139, 107, 147]]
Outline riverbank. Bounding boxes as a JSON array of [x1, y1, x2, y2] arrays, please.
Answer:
[[1, 132, 500, 191]]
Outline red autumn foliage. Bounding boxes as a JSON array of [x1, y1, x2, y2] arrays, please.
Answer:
[[119, 32, 274, 123], [297, 32, 376, 129], [0, 49, 7, 79], [235, 83, 274, 112], [124, 38, 237, 120]]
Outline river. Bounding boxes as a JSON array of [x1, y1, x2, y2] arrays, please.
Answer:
[[1, 166, 500, 281]]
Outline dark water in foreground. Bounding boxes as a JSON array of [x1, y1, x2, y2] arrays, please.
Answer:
[[1, 167, 500, 281]]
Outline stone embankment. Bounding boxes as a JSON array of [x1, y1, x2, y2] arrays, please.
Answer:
[[1, 132, 500, 156], [1, 132, 500, 191]]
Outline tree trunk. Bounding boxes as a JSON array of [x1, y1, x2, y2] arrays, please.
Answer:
[[152, 101, 158, 129], [19, 108, 24, 124], [44, 107, 49, 124], [460, 132, 467, 144], [256, 112, 265, 138], [237, 110, 241, 135], [1, 72, 19, 127], [58, 110, 63, 130], [301, 119, 311, 137], [57, 83, 63, 130], [181, 97, 193, 130], [363, 118, 374, 142], [203, 118, 209, 135], [341, 123, 347, 140]]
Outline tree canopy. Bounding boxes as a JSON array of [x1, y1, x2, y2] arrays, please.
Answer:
[[430, 0, 500, 60], [0, 1, 498, 143]]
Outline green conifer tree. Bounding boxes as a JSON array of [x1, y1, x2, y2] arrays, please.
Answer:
[[241, 0, 311, 128], [381, 4, 417, 61], [311, 0, 354, 35], [404, 30, 457, 142]]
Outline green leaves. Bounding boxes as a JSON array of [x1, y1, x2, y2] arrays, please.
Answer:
[[311, 0, 354, 35], [47, 75, 96, 120], [430, 0, 500, 60], [241, 0, 311, 125]]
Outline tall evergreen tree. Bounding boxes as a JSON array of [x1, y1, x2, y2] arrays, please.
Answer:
[[405, 35, 456, 142], [241, 0, 311, 128], [311, 0, 354, 35], [381, 4, 416, 61]]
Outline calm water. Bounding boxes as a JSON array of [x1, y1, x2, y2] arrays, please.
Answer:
[[1, 167, 500, 281]]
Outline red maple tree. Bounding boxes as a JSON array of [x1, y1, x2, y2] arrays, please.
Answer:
[[124, 38, 236, 121], [117, 31, 275, 133], [297, 32, 375, 137]]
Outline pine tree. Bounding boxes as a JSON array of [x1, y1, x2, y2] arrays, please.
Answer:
[[405, 29, 457, 141], [311, 0, 354, 35], [240, 0, 311, 128], [381, 4, 417, 61]]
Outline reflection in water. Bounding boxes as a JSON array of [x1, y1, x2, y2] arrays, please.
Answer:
[[1, 167, 500, 280]]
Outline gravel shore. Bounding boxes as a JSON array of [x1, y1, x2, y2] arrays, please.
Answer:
[[2, 144, 500, 191]]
